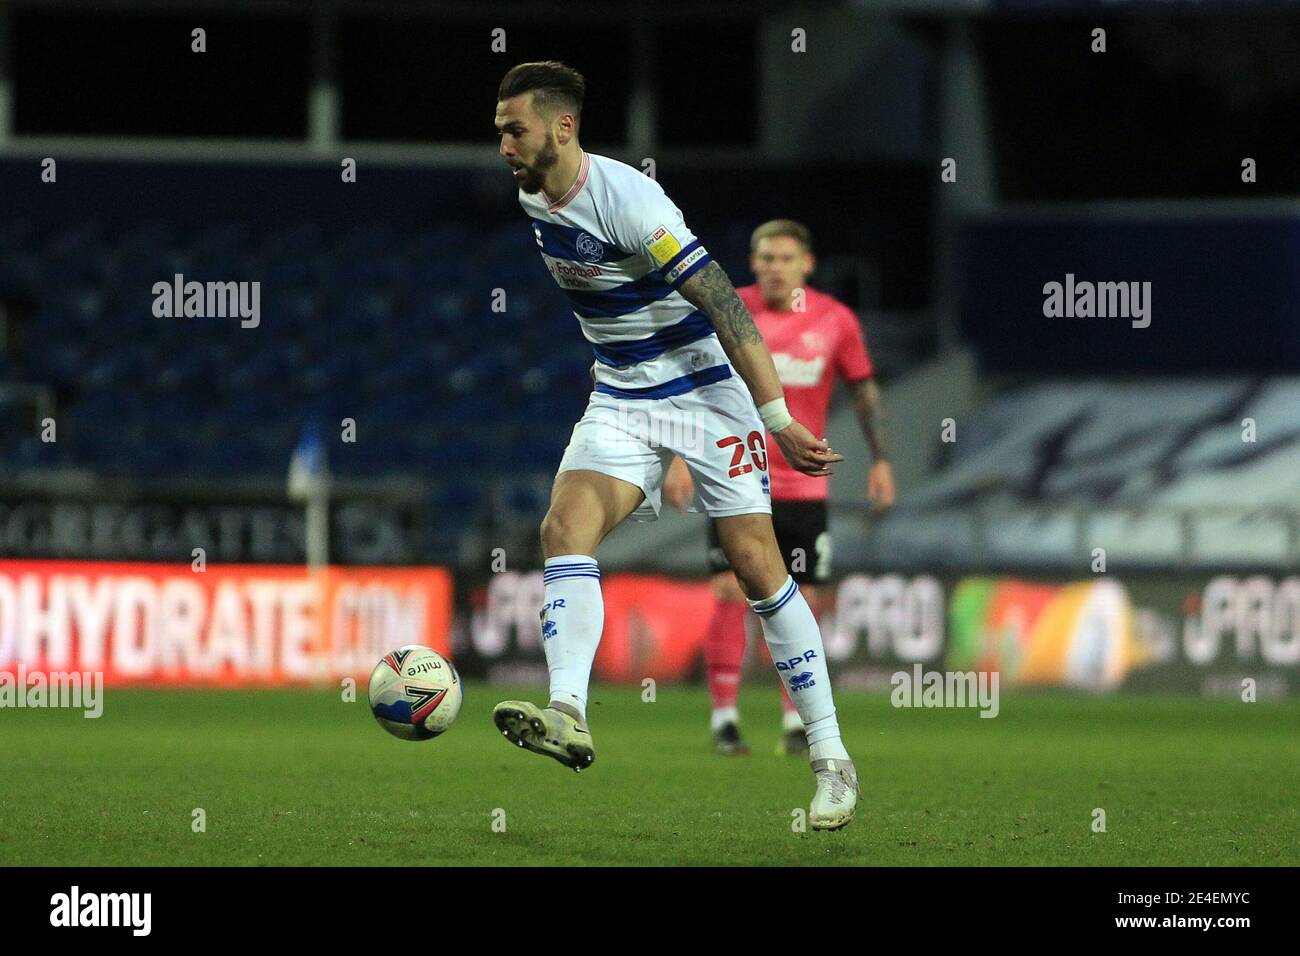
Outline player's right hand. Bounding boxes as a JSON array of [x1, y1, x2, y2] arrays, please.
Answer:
[[771, 420, 844, 477]]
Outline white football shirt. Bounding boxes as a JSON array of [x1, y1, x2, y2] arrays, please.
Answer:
[[518, 151, 730, 399]]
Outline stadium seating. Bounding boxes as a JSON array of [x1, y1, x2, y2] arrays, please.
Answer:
[[0, 209, 760, 545], [863, 377, 1300, 568]]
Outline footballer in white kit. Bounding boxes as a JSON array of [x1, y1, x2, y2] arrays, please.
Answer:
[[532, 150, 772, 523], [491, 60, 860, 831]]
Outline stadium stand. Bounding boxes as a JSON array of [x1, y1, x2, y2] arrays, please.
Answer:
[[859, 376, 1300, 571]]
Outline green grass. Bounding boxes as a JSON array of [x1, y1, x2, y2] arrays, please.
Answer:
[[1, 684, 1297, 866]]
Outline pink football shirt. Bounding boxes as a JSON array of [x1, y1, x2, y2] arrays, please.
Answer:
[[737, 284, 874, 501]]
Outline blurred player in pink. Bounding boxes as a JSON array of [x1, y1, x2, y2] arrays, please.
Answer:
[[665, 220, 895, 755]]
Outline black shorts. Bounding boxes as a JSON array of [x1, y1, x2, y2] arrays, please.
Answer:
[[706, 500, 831, 585]]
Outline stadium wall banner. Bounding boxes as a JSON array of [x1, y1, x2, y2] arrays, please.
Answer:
[[807, 573, 1297, 695], [1118, 574, 1300, 696], [0, 492, 426, 564], [0, 561, 452, 686], [454, 570, 1299, 695], [456, 570, 715, 686]]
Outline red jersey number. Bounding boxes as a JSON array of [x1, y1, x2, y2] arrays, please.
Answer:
[[717, 431, 767, 478]]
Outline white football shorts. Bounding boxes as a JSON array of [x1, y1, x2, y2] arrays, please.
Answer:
[[555, 372, 773, 522]]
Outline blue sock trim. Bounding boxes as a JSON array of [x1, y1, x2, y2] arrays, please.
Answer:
[[750, 577, 798, 617]]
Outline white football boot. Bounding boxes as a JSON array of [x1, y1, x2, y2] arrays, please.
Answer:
[[809, 758, 860, 831], [493, 700, 595, 773]]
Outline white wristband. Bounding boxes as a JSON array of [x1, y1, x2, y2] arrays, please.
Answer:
[[758, 397, 793, 433]]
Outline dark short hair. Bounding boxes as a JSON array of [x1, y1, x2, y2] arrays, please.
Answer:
[[498, 61, 586, 128], [751, 219, 813, 253]]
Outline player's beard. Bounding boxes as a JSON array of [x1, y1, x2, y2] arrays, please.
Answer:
[[517, 132, 560, 195]]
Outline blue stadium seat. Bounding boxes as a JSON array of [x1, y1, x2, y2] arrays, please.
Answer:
[[3, 211, 756, 498]]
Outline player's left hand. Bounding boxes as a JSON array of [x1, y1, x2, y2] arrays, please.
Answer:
[[771, 419, 844, 477], [867, 460, 896, 511]]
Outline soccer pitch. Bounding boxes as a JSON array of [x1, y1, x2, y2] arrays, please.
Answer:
[[2, 685, 1296, 866]]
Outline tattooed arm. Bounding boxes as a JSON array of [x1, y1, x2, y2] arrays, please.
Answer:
[[678, 261, 844, 477], [677, 261, 781, 402]]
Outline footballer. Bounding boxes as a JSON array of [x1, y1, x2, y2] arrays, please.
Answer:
[[492, 61, 859, 830], [664, 220, 895, 756]]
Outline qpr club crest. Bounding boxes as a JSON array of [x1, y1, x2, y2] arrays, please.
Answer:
[[575, 232, 604, 263]]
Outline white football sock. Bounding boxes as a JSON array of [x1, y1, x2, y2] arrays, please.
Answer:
[[711, 706, 739, 732], [540, 554, 603, 722], [750, 576, 851, 762], [782, 709, 805, 733]]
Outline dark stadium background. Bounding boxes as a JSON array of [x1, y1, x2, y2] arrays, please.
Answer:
[[0, 0, 1297, 871]]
